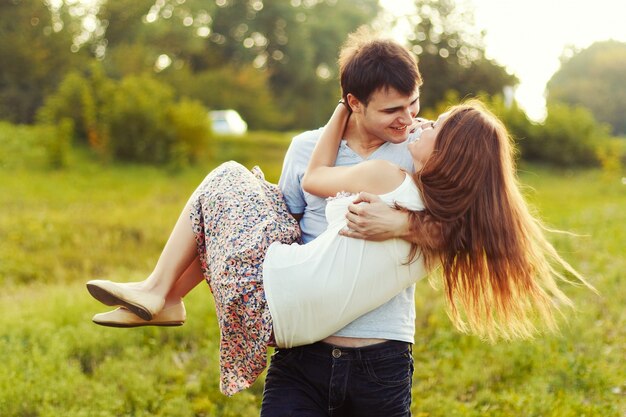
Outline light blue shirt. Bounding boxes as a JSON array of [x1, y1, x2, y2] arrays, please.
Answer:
[[278, 128, 417, 342]]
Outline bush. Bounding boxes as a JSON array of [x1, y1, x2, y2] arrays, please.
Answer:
[[162, 65, 284, 130], [167, 98, 213, 168], [47, 118, 73, 169], [37, 64, 115, 157], [431, 94, 617, 168], [423, 92, 534, 150], [104, 74, 177, 164], [484, 94, 536, 155], [523, 102, 611, 167], [38, 66, 213, 166]]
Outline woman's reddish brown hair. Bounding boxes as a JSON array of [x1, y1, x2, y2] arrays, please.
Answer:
[[408, 100, 594, 341]]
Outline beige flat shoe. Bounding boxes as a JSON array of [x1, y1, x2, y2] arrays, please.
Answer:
[[86, 279, 165, 321], [92, 302, 186, 328]]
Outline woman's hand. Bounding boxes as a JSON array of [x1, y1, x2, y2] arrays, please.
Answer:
[[408, 117, 433, 137], [339, 192, 410, 241]]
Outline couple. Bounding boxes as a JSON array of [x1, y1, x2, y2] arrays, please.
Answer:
[[86, 30, 590, 416]]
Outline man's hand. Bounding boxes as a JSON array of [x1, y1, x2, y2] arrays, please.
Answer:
[[339, 192, 410, 241]]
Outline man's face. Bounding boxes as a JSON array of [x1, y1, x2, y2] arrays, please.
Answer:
[[349, 87, 420, 145]]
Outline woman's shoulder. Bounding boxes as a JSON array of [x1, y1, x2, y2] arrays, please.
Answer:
[[352, 160, 406, 195]]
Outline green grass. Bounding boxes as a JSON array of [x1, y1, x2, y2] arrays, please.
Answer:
[[0, 133, 625, 416]]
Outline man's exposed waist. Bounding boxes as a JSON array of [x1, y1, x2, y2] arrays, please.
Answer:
[[322, 335, 388, 348]]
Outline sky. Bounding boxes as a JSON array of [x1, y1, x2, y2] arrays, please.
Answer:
[[381, 0, 626, 121]]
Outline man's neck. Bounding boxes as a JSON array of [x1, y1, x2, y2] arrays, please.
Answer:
[[343, 117, 386, 159]]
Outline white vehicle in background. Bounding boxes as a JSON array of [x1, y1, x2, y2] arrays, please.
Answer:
[[209, 109, 248, 135]]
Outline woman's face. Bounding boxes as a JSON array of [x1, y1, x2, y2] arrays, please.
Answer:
[[409, 112, 449, 171]]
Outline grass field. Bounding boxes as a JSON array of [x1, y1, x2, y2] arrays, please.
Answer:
[[0, 129, 625, 416]]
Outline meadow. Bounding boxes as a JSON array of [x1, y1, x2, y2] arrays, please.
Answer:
[[0, 124, 625, 416]]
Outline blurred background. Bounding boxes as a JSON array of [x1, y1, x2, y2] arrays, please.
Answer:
[[0, 0, 624, 416]]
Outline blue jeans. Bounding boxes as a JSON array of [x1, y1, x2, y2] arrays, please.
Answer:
[[260, 341, 414, 417]]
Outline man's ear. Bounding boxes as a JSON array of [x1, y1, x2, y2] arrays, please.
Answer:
[[346, 94, 362, 113]]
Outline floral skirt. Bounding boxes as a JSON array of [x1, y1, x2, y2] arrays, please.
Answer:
[[189, 161, 301, 396]]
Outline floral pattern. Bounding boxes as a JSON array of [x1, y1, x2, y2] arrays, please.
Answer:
[[189, 161, 301, 396]]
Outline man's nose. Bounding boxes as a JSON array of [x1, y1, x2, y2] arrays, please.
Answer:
[[398, 108, 413, 125]]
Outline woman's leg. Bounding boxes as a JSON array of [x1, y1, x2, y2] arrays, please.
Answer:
[[88, 201, 206, 318], [135, 203, 200, 300], [163, 256, 205, 307]]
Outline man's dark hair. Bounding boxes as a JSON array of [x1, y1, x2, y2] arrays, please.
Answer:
[[339, 26, 422, 105]]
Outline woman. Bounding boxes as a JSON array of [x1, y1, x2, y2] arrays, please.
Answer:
[[87, 100, 592, 395]]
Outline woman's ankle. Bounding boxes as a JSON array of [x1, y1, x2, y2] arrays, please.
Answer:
[[164, 296, 183, 308], [139, 276, 169, 295]]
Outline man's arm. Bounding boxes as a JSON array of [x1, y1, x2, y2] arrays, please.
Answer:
[[339, 192, 414, 242], [278, 132, 312, 218]]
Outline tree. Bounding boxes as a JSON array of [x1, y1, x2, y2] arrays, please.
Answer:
[[93, 0, 380, 130], [397, 0, 517, 109], [0, 0, 89, 123], [258, 0, 381, 129], [162, 64, 283, 130], [0, 0, 384, 130], [547, 40, 626, 135]]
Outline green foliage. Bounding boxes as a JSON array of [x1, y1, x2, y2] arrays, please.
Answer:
[[37, 72, 87, 136], [212, 131, 294, 180], [162, 65, 283, 130], [0, 0, 90, 123], [426, 93, 621, 168], [167, 98, 214, 167], [523, 102, 611, 167], [0, 122, 50, 169], [0, 0, 380, 131], [596, 138, 625, 177], [47, 117, 73, 169], [427, 91, 535, 158], [39, 68, 213, 165], [262, 0, 381, 129], [547, 40, 626, 135], [37, 64, 116, 156], [485, 95, 536, 151], [493, 98, 621, 168], [104, 75, 214, 166], [1, 0, 529, 133], [104, 74, 178, 164], [104, 42, 158, 78], [0, 121, 74, 170], [401, 0, 518, 108], [94, 0, 379, 130]]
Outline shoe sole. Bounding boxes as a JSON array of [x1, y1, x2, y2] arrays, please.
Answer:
[[92, 320, 184, 328], [86, 283, 153, 321]]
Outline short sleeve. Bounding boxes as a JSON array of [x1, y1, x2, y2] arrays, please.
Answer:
[[278, 133, 315, 214]]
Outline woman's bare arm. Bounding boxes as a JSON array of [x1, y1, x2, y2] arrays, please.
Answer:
[[301, 104, 352, 196], [302, 104, 404, 197]]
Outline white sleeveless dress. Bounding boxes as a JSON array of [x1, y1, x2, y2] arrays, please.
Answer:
[[263, 174, 428, 348]]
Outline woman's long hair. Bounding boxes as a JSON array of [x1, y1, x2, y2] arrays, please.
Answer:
[[408, 100, 594, 342]]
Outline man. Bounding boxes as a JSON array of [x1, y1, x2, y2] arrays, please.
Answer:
[[260, 28, 422, 417]]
